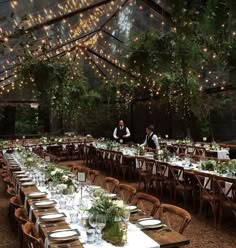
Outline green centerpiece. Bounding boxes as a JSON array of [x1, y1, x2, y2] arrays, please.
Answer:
[[45, 164, 75, 192], [89, 195, 128, 246]]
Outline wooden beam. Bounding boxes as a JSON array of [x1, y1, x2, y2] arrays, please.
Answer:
[[82, 46, 139, 79], [101, 29, 124, 43]]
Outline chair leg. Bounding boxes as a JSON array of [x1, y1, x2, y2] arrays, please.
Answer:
[[218, 206, 223, 228], [199, 200, 204, 215]]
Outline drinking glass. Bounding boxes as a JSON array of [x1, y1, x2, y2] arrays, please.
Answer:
[[86, 228, 95, 244], [88, 214, 97, 229], [96, 214, 106, 245], [70, 210, 79, 224], [59, 197, 66, 209]]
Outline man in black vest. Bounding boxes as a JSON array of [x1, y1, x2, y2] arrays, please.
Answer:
[[141, 125, 160, 149], [113, 120, 131, 144]]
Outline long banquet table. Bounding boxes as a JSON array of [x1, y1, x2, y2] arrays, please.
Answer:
[[5, 151, 190, 248]]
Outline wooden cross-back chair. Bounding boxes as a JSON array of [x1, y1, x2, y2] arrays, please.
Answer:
[[118, 183, 136, 204], [194, 171, 219, 228], [159, 203, 191, 234], [104, 176, 119, 193], [22, 222, 44, 248], [136, 157, 155, 191], [169, 165, 194, 207], [132, 192, 160, 216], [214, 175, 236, 228]]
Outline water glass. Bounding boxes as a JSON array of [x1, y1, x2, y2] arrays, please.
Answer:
[[70, 210, 78, 224], [86, 228, 95, 243], [59, 197, 66, 209]]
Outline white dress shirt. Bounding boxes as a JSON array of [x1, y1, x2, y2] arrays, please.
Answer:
[[141, 132, 160, 149], [113, 126, 131, 139]]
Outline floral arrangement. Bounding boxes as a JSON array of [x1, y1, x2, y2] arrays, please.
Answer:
[[46, 164, 75, 188], [136, 145, 145, 155], [106, 140, 118, 150], [40, 136, 48, 144], [210, 142, 220, 150], [218, 160, 236, 175], [89, 195, 127, 246], [201, 160, 216, 171]]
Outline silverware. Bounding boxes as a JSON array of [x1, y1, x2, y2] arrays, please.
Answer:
[[42, 222, 68, 228], [34, 208, 52, 212], [137, 217, 154, 222], [155, 227, 172, 233], [53, 243, 80, 248]]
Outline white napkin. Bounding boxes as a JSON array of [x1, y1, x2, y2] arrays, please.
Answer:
[[164, 167, 169, 177], [204, 177, 211, 190], [178, 170, 184, 181], [224, 182, 233, 198]]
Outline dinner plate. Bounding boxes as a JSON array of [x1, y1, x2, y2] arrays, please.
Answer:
[[19, 177, 32, 182], [10, 164, 19, 167], [16, 174, 28, 178], [48, 229, 80, 241], [14, 171, 26, 174], [33, 200, 56, 208], [126, 205, 138, 212], [138, 219, 161, 227], [40, 213, 66, 222], [90, 185, 101, 190], [28, 192, 47, 199], [104, 193, 117, 198], [21, 182, 36, 186]]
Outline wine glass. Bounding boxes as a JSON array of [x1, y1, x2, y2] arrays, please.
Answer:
[[88, 214, 97, 231], [96, 214, 106, 245]]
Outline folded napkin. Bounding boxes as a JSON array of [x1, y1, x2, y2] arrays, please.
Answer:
[[224, 182, 233, 198]]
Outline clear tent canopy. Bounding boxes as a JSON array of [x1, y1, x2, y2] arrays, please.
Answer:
[[0, 0, 230, 95]]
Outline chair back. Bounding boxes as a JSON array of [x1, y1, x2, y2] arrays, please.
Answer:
[[194, 171, 216, 199], [104, 177, 119, 193], [6, 185, 17, 197], [214, 175, 236, 205], [186, 146, 196, 155], [169, 165, 185, 186], [66, 164, 74, 172], [194, 147, 206, 156], [10, 196, 23, 209], [118, 184, 136, 204], [15, 207, 28, 225], [157, 161, 170, 179], [159, 204, 191, 234], [22, 222, 44, 248], [132, 192, 160, 216], [179, 145, 187, 155], [89, 170, 100, 184], [136, 157, 146, 171]]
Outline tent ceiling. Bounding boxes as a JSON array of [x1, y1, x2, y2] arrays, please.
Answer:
[[0, 0, 231, 94]]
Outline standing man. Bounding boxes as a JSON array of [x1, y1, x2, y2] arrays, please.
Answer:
[[142, 125, 160, 149], [113, 120, 131, 144]]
